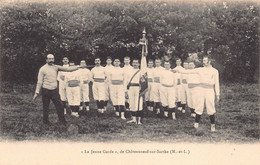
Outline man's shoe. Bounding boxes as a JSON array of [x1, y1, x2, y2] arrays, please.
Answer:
[[194, 123, 199, 129], [191, 113, 196, 118], [211, 124, 216, 132], [71, 112, 79, 118], [172, 113, 176, 120], [121, 112, 126, 120]]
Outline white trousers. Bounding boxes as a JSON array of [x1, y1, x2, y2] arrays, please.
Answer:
[[175, 84, 182, 102], [59, 85, 67, 101], [66, 86, 80, 106], [110, 85, 125, 106], [181, 84, 190, 105], [194, 87, 216, 115], [92, 82, 105, 101], [105, 82, 110, 101], [145, 83, 153, 102], [160, 86, 176, 108], [128, 86, 143, 111], [80, 84, 89, 102], [187, 87, 194, 108], [152, 83, 160, 102]]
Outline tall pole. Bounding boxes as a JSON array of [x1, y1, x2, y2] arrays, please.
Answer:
[[137, 28, 148, 115]]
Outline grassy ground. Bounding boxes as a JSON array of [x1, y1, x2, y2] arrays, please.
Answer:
[[0, 83, 259, 143]]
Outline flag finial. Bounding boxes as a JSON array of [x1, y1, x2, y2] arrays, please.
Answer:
[[142, 28, 146, 34]]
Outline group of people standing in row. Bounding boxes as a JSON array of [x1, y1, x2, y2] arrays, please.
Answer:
[[33, 53, 220, 132]]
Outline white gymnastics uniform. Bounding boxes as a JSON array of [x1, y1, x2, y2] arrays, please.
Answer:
[[187, 71, 200, 109], [91, 66, 106, 101], [180, 71, 189, 105], [65, 70, 81, 106], [123, 64, 134, 103], [193, 66, 220, 115], [172, 66, 184, 103], [152, 66, 164, 102], [104, 64, 114, 101], [77, 68, 91, 102], [108, 67, 125, 106], [145, 67, 154, 102], [160, 68, 176, 108], [126, 68, 142, 111], [57, 64, 69, 101]]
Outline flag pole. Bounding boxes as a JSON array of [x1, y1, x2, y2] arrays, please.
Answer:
[[137, 28, 147, 123]]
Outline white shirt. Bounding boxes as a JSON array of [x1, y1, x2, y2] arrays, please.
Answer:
[[160, 68, 176, 86], [126, 68, 140, 85], [153, 66, 164, 83], [77, 68, 91, 84], [123, 64, 134, 84], [196, 66, 220, 96], [146, 67, 154, 82], [187, 71, 200, 84], [181, 69, 189, 84], [104, 64, 114, 79], [108, 67, 125, 81], [172, 66, 184, 85], [65, 70, 80, 87], [91, 66, 106, 80], [57, 64, 69, 88]]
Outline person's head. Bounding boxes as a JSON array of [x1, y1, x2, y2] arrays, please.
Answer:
[[203, 56, 212, 67], [95, 57, 101, 66], [148, 59, 154, 68], [62, 57, 69, 65], [80, 60, 86, 67], [69, 61, 75, 66], [106, 56, 112, 65], [183, 61, 189, 69], [46, 54, 55, 65], [155, 58, 161, 67], [113, 58, 120, 67], [132, 58, 140, 69], [176, 58, 182, 66], [164, 61, 171, 70], [124, 56, 131, 65], [188, 61, 195, 69]]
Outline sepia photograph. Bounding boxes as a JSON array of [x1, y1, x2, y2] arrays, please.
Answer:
[[0, 0, 259, 164]]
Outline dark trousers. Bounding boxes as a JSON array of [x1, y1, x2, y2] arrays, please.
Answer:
[[42, 88, 66, 123]]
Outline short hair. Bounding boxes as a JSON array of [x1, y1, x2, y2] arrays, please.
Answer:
[[203, 56, 213, 62], [164, 60, 170, 64], [148, 59, 154, 63], [132, 58, 139, 62], [69, 61, 75, 64], [155, 58, 161, 61], [95, 57, 101, 60], [106, 56, 112, 60], [176, 58, 181, 61], [80, 60, 86, 63], [114, 58, 120, 61], [46, 54, 54, 59], [124, 56, 130, 60], [183, 60, 189, 64]]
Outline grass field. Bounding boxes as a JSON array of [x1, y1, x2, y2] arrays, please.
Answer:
[[0, 83, 259, 143]]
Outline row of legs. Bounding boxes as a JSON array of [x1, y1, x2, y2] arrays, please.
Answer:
[[42, 88, 215, 131], [145, 100, 216, 131]]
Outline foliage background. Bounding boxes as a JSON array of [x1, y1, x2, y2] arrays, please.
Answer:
[[0, 1, 259, 85]]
